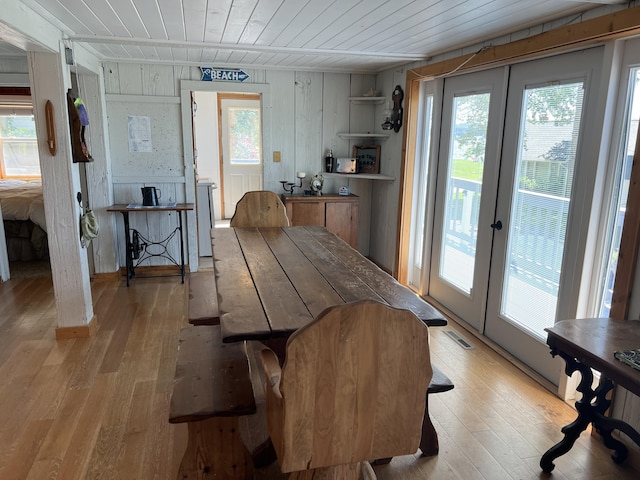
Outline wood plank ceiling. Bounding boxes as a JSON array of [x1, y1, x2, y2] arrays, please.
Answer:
[[12, 0, 631, 72]]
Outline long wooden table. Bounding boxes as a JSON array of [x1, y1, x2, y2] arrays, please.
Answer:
[[541, 318, 640, 472], [211, 225, 448, 465], [212, 225, 447, 343]]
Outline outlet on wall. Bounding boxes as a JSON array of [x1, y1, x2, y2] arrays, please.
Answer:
[[273, 151, 281, 162]]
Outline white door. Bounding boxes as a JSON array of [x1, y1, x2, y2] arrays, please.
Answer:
[[485, 48, 603, 383], [428, 67, 507, 330], [218, 94, 263, 218], [428, 48, 603, 382]]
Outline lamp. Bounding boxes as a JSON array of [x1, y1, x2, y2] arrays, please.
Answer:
[[381, 85, 404, 132], [381, 102, 394, 131]]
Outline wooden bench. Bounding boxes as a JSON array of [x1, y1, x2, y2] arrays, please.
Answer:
[[169, 325, 256, 479], [372, 364, 454, 465], [187, 271, 219, 325], [420, 364, 455, 457]]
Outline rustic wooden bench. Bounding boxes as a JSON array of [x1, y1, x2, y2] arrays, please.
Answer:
[[169, 325, 256, 479], [420, 363, 455, 457], [187, 271, 219, 325]]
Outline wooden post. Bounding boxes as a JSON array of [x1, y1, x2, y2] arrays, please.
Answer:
[[28, 50, 95, 336]]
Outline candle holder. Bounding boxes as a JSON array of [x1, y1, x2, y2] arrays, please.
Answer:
[[280, 172, 306, 195]]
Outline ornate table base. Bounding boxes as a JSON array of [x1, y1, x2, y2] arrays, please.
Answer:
[[541, 349, 640, 472]]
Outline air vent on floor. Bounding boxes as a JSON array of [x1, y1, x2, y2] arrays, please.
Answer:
[[445, 329, 475, 349]]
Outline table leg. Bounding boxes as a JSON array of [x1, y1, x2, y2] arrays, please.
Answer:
[[121, 212, 133, 287], [179, 210, 185, 283], [540, 352, 616, 472]]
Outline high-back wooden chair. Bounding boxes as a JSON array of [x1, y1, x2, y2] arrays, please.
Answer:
[[260, 300, 432, 479], [229, 190, 290, 228]]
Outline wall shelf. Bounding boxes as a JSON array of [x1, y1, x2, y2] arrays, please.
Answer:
[[323, 172, 395, 181], [348, 96, 386, 105], [337, 133, 389, 140]]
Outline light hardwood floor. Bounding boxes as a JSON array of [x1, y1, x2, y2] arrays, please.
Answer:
[[0, 273, 638, 479]]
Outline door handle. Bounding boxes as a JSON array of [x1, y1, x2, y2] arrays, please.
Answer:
[[491, 220, 503, 230]]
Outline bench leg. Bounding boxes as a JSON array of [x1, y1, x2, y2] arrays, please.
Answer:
[[178, 416, 254, 480], [419, 393, 439, 457]]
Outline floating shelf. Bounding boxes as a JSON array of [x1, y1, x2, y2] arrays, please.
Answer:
[[348, 96, 386, 105], [323, 172, 395, 181], [337, 133, 389, 140]]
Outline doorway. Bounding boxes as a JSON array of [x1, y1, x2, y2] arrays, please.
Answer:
[[217, 94, 262, 218], [182, 81, 271, 270], [426, 48, 604, 383]]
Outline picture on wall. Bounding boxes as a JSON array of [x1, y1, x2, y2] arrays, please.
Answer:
[[353, 145, 381, 174]]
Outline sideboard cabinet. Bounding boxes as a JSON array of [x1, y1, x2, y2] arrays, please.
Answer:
[[281, 194, 359, 248]]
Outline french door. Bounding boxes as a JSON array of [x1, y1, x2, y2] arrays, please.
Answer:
[[429, 67, 507, 331], [429, 48, 603, 382]]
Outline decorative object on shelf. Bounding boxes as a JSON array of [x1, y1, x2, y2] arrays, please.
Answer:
[[363, 87, 379, 97], [279, 171, 306, 195], [353, 145, 381, 174], [339, 185, 350, 196], [325, 149, 334, 173], [310, 174, 324, 195], [382, 85, 404, 132], [335, 158, 357, 174]]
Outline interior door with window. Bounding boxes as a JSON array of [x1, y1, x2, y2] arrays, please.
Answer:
[[218, 94, 262, 218], [428, 68, 507, 330], [485, 48, 603, 383]]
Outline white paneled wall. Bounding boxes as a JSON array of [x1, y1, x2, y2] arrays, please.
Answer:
[[101, 63, 402, 270]]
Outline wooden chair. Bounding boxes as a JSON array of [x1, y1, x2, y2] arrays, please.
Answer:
[[260, 300, 433, 479], [229, 190, 290, 228]]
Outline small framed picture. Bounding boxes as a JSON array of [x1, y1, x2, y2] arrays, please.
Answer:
[[353, 145, 381, 174]]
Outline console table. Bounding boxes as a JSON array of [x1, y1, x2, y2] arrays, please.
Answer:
[[541, 318, 640, 472], [107, 203, 193, 286]]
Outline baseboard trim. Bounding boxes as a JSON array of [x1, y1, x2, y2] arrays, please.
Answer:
[[55, 315, 98, 340]]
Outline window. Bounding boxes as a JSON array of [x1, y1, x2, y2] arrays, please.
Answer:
[[0, 110, 41, 179], [597, 67, 640, 317], [228, 106, 261, 165]]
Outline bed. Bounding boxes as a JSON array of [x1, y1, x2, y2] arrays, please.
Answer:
[[0, 180, 48, 261]]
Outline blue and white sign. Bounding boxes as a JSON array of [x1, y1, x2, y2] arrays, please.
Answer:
[[200, 68, 250, 82]]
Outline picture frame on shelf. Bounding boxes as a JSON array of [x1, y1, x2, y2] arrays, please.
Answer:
[[353, 145, 381, 174]]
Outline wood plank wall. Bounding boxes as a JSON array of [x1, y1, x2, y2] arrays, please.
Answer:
[[101, 63, 405, 270]]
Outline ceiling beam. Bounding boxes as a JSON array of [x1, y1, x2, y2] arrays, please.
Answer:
[[68, 35, 429, 61], [407, 3, 640, 80]]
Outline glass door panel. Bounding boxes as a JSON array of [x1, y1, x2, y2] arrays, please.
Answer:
[[502, 82, 584, 339], [440, 93, 489, 293]]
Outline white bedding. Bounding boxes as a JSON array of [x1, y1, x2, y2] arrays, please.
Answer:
[[0, 180, 47, 232]]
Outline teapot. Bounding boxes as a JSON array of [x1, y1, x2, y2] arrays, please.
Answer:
[[141, 186, 161, 206]]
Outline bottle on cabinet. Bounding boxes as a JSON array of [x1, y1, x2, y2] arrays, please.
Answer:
[[325, 149, 334, 173]]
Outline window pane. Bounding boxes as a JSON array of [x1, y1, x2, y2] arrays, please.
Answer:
[[502, 82, 584, 338], [0, 114, 41, 177], [598, 68, 640, 317], [228, 107, 261, 165], [408, 94, 434, 290], [439, 93, 489, 293]]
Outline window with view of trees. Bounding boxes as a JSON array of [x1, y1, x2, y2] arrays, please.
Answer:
[[0, 114, 41, 178]]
